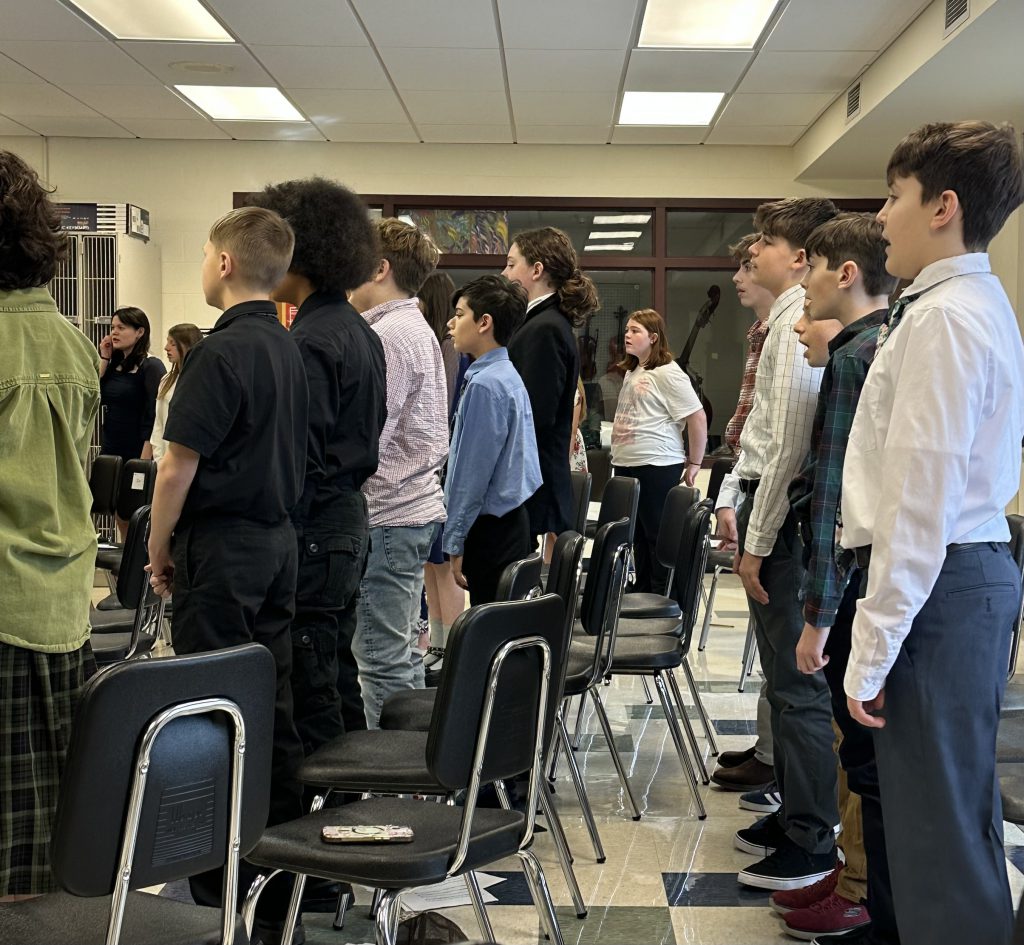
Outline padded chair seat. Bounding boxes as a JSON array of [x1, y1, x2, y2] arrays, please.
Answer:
[[613, 615, 683, 637], [0, 889, 247, 945], [248, 796, 524, 889], [96, 545, 123, 572], [619, 592, 681, 619], [298, 730, 444, 793], [89, 631, 156, 664], [379, 688, 436, 733], [88, 607, 134, 632], [569, 635, 682, 674]]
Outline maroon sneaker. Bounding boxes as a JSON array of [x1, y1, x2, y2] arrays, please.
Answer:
[[770, 865, 841, 915], [782, 891, 870, 941]]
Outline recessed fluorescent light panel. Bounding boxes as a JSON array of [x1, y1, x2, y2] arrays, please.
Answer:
[[67, 0, 233, 42], [618, 91, 723, 126], [175, 86, 303, 121], [639, 0, 778, 49], [592, 214, 651, 225], [588, 230, 643, 240], [584, 243, 635, 252]]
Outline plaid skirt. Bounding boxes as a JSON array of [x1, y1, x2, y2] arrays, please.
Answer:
[[0, 640, 96, 896]]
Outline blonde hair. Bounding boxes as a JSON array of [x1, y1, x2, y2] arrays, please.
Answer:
[[208, 207, 295, 291], [159, 323, 204, 398]]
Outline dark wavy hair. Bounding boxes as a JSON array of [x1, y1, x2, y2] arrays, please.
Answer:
[[248, 177, 380, 294], [512, 227, 600, 327], [418, 270, 456, 345], [0, 150, 68, 291], [110, 306, 152, 373]]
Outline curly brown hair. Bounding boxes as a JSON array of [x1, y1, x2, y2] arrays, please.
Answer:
[[512, 227, 600, 327], [0, 150, 68, 291]]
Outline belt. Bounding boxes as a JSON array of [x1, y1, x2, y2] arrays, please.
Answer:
[[854, 542, 977, 569], [739, 478, 760, 497]]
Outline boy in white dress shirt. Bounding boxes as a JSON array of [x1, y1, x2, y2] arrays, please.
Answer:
[[840, 121, 1024, 945]]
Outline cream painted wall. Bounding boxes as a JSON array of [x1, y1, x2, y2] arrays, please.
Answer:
[[1, 135, 886, 344]]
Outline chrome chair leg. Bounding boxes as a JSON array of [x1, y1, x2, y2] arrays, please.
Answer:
[[640, 676, 654, 705], [518, 848, 565, 945], [370, 886, 384, 919], [653, 672, 707, 819], [557, 718, 606, 862], [540, 781, 587, 918], [241, 869, 282, 939], [699, 567, 721, 651], [571, 693, 587, 749], [332, 886, 352, 930], [374, 889, 403, 945], [739, 616, 756, 692], [681, 656, 719, 755], [280, 872, 307, 945], [589, 687, 642, 820], [464, 871, 496, 942], [664, 669, 709, 784]]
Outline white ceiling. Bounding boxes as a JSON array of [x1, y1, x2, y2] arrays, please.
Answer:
[[0, 0, 939, 146]]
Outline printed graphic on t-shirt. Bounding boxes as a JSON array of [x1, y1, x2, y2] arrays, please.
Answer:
[[612, 373, 651, 446]]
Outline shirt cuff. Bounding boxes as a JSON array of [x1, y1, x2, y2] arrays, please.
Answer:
[[803, 601, 838, 630], [843, 659, 885, 702], [742, 527, 776, 558]]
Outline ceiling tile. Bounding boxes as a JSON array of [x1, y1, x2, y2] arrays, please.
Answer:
[[0, 53, 45, 84], [610, 125, 706, 144], [15, 115, 133, 137], [252, 45, 390, 90], [315, 120, 418, 143], [0, 115, 38, 135], [205, 0, 367, 46], [379, 47, 505, 92], [716, 92, 834, 127], [61, 84, 202, 120], [625, 49, 750, 93], [512, 91, 616, 126], [289, 89, 407, 124], [764, 0, 930, 52], [740, 50, 874, 94], [499, 0, 639, 50], [0, 41, 157, 86], [419, 123, 513, 143], [403, 89, 508, 125], [506, 49, 626, 93], [516, 125, 610, 144], [1, 0, 106, 41], [705, 124, 806, 145], [0, 83, 99, 118], [215, 120, 326, 141], [117, 118, 230, 139], [121, 42, 274, 87], [353, 0, 498, 48]]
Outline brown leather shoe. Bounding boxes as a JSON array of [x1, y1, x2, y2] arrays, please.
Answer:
[[710, 756, 774, 791], [715, 745, 756, 768]]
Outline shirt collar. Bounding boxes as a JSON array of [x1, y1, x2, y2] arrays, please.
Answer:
[[747, 319, 770, 343], [294, 290, 349, 324], [767, 284, 803, 326], [464, 346, 508, 378], [526, 291, 556, 313], [211, 299, 278, 332], [828, 309, 886, 354], [902, 253, 991, 298], [361, 296, 421, 327]]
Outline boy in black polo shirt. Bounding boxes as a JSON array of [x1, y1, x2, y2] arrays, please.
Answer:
[[148, 206, 309, 941]]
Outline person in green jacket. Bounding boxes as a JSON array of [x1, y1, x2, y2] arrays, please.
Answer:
[[0, 150, 100, 899]]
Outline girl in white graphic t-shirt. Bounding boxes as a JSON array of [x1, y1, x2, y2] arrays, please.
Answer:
[[611, 309, 707, 593]]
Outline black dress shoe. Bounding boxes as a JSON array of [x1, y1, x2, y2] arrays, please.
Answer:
[[715, 745, 756, 768]]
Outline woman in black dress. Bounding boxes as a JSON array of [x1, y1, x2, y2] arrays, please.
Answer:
[[98, 306, 165, 463], [502, 227, 599, 551]]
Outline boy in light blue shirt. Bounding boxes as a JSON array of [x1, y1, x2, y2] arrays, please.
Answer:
[[443, 274, 542, 604]]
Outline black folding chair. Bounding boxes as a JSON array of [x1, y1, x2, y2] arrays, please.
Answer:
[[0, 643, 275, 945], [242, 594, 567, 945]]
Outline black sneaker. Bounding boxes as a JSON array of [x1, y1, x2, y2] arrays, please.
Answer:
[[811, 925, 874, 945], [738, 842, 837, 891], [733, 811, 788, 856]]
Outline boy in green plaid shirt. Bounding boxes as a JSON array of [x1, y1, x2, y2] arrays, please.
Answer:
[[782, 213, 896, 942]]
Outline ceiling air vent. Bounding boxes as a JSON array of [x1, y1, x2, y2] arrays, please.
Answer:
[[845, 82, 861, 122], [944, 0, 969, 36]]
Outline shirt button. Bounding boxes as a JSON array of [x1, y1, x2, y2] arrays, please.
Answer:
[[309, 543, 319, 553], [302, 635, 311, 644]]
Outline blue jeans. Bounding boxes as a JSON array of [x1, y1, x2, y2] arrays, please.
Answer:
[[353, 522, 439, 728]]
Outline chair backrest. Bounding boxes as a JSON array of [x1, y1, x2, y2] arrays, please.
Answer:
[[109, 505, 165, 660], [90, 454, 123, 516], [426, 594, 564, 794], [669, 501, 713, 654], [706, 457, 736, 508], [569, 471, 592, 535], [1007, 514, 1024, 679], [543, 531, 586, 752], [596, 475, 639, 543], [586, 447, 612, 501], [116, 458, 158, 522], [495, 551, 544, 601], [51, 644, 275, 940], [655, 484, 699, 571]]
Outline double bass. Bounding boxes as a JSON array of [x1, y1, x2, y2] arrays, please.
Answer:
[[676, 285, 721, 426]]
